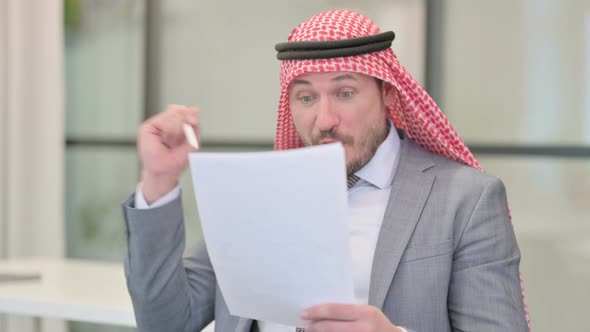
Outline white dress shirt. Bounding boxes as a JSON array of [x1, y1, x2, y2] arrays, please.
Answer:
[[135, 123, 406, 332]]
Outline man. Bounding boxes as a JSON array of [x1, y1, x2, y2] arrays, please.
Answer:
[[123, 10, 530, 332]]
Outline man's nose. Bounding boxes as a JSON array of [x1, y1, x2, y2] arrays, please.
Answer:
[[316, 97, 339, 131]]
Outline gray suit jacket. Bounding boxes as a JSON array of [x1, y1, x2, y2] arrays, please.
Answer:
[[122, 138, 528, 332]]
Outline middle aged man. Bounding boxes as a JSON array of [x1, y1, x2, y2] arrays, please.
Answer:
[[122, 9, 530, 332]]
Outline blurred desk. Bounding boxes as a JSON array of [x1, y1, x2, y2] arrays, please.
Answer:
[[0, 257, 136, 327], [0, 257, 215, 331]]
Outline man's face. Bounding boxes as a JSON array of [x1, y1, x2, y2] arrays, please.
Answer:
[[288, 71, 395, 175]]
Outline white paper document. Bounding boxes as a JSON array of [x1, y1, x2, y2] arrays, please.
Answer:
[[188, 143, 354, 327]]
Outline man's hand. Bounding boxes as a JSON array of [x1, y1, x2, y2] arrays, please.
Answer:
[[138, 104, 199, 204], [301, 304, 404, 332]]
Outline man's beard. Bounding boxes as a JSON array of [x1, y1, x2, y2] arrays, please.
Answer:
[[299, 121, 388, 176]]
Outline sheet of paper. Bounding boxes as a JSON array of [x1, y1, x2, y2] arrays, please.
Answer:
[[188, 143, 354, 327]]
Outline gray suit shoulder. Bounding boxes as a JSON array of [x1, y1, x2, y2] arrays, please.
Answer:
[[405, 140, 510, 234], [424, 144, 505, 191]]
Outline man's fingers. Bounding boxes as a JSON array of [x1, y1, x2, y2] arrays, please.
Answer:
[[144, 106, 194, 148], [182, 106, 200, 126], [168, 104, 199, 126], [302, 303, 375, 321], [305, 319, 369, 332]]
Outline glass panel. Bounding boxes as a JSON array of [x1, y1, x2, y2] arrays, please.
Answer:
[[158, 0, 425, 142], [65, 146, 139, 261], [478, 156, 590, 331], [65, 0, 145, 138], [443, 0, 590, 145], [65, 146, 139, 331]]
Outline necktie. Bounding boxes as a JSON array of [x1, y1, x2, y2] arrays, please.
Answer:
[[347, 174, 361, 190]]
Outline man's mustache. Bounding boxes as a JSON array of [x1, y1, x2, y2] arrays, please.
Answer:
[[312, 130, 354, 145]]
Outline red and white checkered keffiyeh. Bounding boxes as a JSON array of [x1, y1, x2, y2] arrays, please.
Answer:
[[274, 9, 530, 329]]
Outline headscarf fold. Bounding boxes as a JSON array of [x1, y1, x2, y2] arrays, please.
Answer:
[[273, 9, 530, 329]]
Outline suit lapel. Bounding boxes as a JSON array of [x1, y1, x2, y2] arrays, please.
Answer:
[[368, 139, 436, 309]]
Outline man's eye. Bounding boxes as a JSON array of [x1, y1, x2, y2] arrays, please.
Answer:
[[339, 91, 353, 98], [301, 96, 314, 103]]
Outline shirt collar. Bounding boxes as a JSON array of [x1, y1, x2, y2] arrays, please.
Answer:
[[355, 120, 401, 189]]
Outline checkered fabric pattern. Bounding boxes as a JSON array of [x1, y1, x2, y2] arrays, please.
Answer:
[[273, 10, 530, 329]]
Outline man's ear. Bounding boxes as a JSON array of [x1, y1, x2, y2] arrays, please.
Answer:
[[381, 82, 399, 107]]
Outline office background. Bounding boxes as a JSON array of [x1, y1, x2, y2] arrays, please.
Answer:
[[1, 0, 589, 331]]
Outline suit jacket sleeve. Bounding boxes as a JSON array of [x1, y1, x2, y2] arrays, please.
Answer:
[[448, 177, 528, 331], [122, 193, 216, 332]]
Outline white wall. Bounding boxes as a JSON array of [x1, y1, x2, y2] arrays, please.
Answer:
[[0, 0, 65, 330], [0, 0, 65, 258]]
